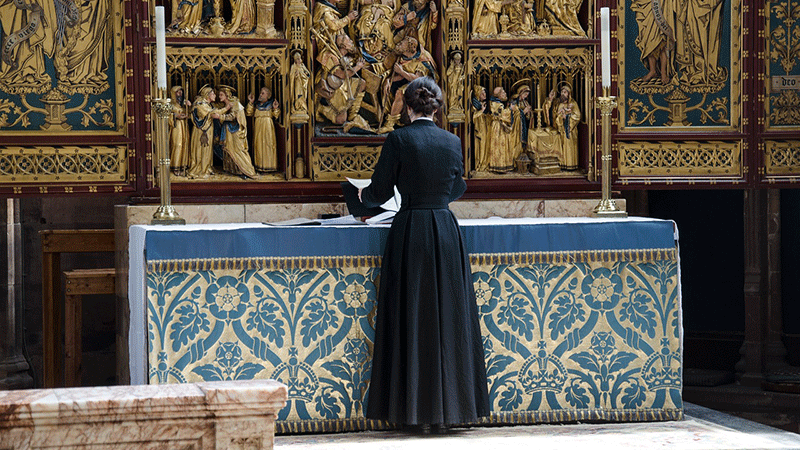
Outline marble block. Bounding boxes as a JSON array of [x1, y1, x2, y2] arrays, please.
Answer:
[[0, 379, 287, 450]]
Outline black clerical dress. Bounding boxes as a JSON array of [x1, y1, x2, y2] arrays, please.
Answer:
[[362, 119, 490, 426]]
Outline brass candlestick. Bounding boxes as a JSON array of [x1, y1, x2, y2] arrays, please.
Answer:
[[593, 87, 627, 217], [151, 88, 185, 225]]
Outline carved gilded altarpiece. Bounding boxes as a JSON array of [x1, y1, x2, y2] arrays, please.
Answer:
[[156, 46, 288, 183], [0, 0, 130, 190], [0, 0, 608, 192], [466, 47, 594, 179], [148, 0, 594, 183], [4, 0, 785, 194]]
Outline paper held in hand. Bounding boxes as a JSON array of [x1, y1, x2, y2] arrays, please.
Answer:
[[346, 177, 401, 224]]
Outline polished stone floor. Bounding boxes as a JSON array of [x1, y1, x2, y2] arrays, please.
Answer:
[[275, 403, 800, 450]]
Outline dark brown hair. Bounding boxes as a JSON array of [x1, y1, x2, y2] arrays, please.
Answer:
[[403, 77, 442, 116]]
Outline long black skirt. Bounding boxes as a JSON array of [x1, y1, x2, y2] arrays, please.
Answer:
[[366, 208, 490, 425]]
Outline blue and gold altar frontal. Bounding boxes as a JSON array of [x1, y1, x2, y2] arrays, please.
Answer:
[[138, 218, 682, 432]]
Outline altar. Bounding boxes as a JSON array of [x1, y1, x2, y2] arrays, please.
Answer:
[[128, 217, 683, 433]]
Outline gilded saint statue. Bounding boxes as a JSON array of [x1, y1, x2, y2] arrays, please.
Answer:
[[377, 35, 436, 134], [392, 0, 438, 55], [508, 80, 532, 158], [487, 86, 515, 173], [226, 0, 256, 34], [528, 86, 563, 172], [247, 87, 281, 173], [502, 0, 534, 35], [313, 0, 359, 36], [554, 84, 579, 171], [471, 85, 490, 172], [355, 0, 398, 61], [541, 88, 558, 129], [170, 0, 203, 34], [472, 0, 511, 36], [217, 86, 257, 179], [545, 0, 585, 36], [187, 86, 229, 179], [314, 32, 368, 127], [289, 51, 311, 123], [312, 0, 369, 129], [169, 86, 192, 176], [446, 51, 465, 117]]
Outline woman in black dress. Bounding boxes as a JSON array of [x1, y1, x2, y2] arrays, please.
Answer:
[[360, 77, 489, 431]]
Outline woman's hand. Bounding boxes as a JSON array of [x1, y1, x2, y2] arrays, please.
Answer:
[[358, 188, 363, 203]]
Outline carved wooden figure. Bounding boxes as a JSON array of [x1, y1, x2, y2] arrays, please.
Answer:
[[188, 87, 228, 179], [217, 86, 257, 178], [169, 86, 192, 176], [289, 51, 311, 123], [554, 84, 580, 171], [247, 87, 281, 173], [488, 86, 515, 172]]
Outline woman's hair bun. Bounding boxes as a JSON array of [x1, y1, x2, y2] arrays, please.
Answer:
[[404, 77, 442, 116]]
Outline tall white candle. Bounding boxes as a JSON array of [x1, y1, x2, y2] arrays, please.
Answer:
[[600, 7, 611, 88], [155, 6, 167, 89]]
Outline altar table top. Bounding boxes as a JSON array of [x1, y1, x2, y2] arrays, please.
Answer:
[[140, 217, 677, 260]]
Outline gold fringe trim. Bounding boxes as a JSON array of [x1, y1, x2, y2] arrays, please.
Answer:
[[148, 248, 676, 272], [470, 248, 677, 266], [276, 417, 395, 434], [148, 255, 383, 272], [483, 408, 684, 424], [275, 408, 684, 434]]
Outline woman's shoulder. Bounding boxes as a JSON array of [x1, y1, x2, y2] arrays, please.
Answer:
[[428, 123, 461, 145], [394, 124, 461, 159], [393, 121, 457, 138]]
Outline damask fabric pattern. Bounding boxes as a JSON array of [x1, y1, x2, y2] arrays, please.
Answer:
[[142, 221, 682, 432]]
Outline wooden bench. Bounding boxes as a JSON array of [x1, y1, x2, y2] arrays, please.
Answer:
[[40, 229, 115, 388], [63, 268, 116, 387]]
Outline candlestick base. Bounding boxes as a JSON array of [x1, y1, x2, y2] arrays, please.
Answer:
[[152, 206, 186, 225], [593, 199, 627, 218]]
